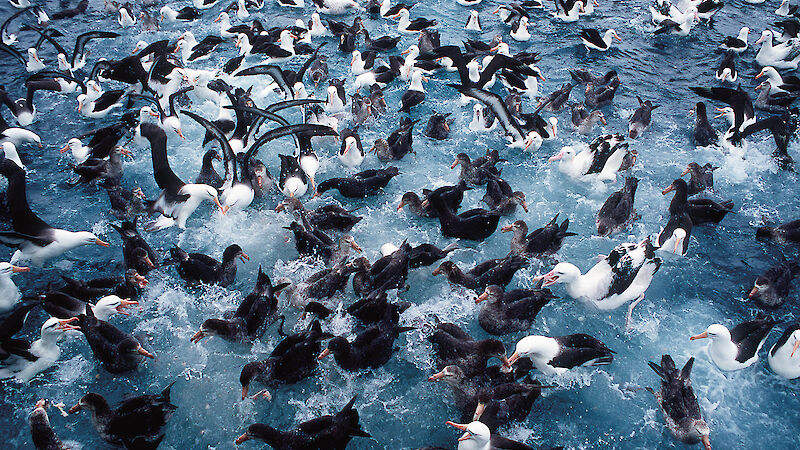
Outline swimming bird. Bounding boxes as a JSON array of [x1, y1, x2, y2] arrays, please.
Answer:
[[428, 322, 510, 378], [399, 70, 428, 112], [69, 383, 176, 445], [235, 397, 370, 447], [768, 324, 800, 379], [681, 162, 715, 195], [647, 355, 711, 450], [169, 244, 248, 287], [755, 66, 800, 93], [569, 103, 606, 134], [555, 0, 583, 21], [465, 10, 481, 31], [715, 50, 737, 82], [29, 400, 64, 450], [549, 135, 633, 181], [597, 176, 638, 236], [658, 178, 693, 255], [536, 239, 662, 326], [0, 316, 77, 382], [426, 191, 501, 241], [628, 96, 659, 139], [446, 420, 535, 450], [748, 260, 799, 308], [339, 127, 365, 167], [74, 305, 154, 373], [757, 219, 800, 243], [390, 8, 436, 33], [192, 268, 288, 343], [433, 256, 527, 291], [316, 167, 399, 198], [686, 198, 734, 225], [42, 292, 137, 321], [313, 0, 363, 14], [239, 319, 331, 399], [580, 28, 621, 51], [0, 159, 110, 265], [690, 102, 718, 146], [510, 17, 530, 41], [502, 215, 576, 258], [505, 333, 614, 375], [690, 317, 779, 371], [720, 26, 749, 53], [476, 284, 554, 335], [318, 319, 411, 370], [755, 30, 800, 69]]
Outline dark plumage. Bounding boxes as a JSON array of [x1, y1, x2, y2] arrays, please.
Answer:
[[757, 219, 800, 243], [749, 260, 799, 308], [318, 319, 411, 370], [597, 176, 638, 236], [169, 244, 248, 287], [502, 215, 576, 257], [681, 162, 716, 195], [76, 305, 154, 373], [428, 322, 508, 378], [476, 284, 554, 335], [68, 383, 176, 444], [692, 102, 718, 146], [686, 198, 734, 225], [433, 256, 527, 291], [235, 397, 370, 448], [316, 167, 399, 198], [427, 191, 501, 241]]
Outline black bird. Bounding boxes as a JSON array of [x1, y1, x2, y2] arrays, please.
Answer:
[[476, 284, 554, 335], [647, 355, 711, 450], [75, 304, 154, 373], [451, 152, 501, 185], [285, 220, 362, 265], [433, 256, 527, 291], [68, 383, 176, 445], [169, 244, 249, 286], [748, 260, 799, 308], [757, 219, 800, 243], [30, 400, 64, 450], [597, 176, 638, 236], [427, 192, 501, 241], [502, 215, 576, 257], [681, 162, 716, 195], [276, 197, 362, 232], [196, 149, 223, 188], [191, 267, 290, 343], [424, 112, 452, 140], [239, 319, 332, 399], [110, 219, 158, 275], [428, 322, 509, 378], [687, 198, 734, 225], [235, 397, 370, 447], [316, 167, 399, 198], [318, 319, 412, 370], [691, 102, 718, 147], [482, 178, 528, 216]]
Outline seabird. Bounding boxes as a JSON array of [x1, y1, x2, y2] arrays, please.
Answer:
[[690, 318, 779, 371]]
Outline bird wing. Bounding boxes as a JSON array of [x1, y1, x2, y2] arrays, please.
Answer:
[[140, 123, 184, 192], [72, 31, 118, 67], [236, 64, 294, 98], [182, 110, 236, 186]]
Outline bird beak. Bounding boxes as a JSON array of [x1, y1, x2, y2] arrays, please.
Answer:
[[214, 14, 221, 22], [350, 241, 362, 252], [59, 144, 70, 153], [137, 345, 155, 358], [473, 402, 486, 421], [68, 403, 82, 414], [432, 267, 441, 276], [681, 167, 691, 176], [713, 107, 727, 119], [534, 270, 559, 287], [396, 200, 404, 211], [317, 348, 331, 360], [135, 273, 149, 287], [701, 435, 711, 450], [690, 331, 708, 340], [11, 265, 29, 273], [190, 329, 205, 343], [458, 432, 472, 442], [176, 129, 186, 140], [599, 115, 607, 125], [95, 239, 110, 247], [548, 150, 564, 162], [116, 299, 138, 315], [235, 433, 251, 445], [240, 252, 250, 263], [520, 200, 529, 213], [401, 48, 410, 55], [213, 196, 225, 214], [755, 70, 764, 79], [475, 291, 489, 303], [792, 340, 800, 357], [143, 256, 155, 270], [447, 421, 468, 431], [505, 351, 519, 367], [748, 286, 759, 299], [149, 110, 160, 117], [450, 159, 459, 169], [673, 236, 683, 254], [57, 317, 80, 331], [662, 184, 675, 195], [428, 369, 446, 381], [615, 32, 621, 41], [501, 224, 513, 232]]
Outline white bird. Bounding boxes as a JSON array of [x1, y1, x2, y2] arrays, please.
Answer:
[[8, 0, 31, 8], [690, 318, 779, 371], [505, 333, 615, 375], [510, 17, 530, 41], [468, 104, 497, 132], [309, 13, 328, 36], [325, 85, 345, 112], [548, 134, 630, 181], [465, 10, 481, 31], [720, 26, 749, 53], [776, 0, 794, 15], [237, 0, 250, 18], [555, 0, 583, 22], [580, 28, 621, 51], [338, 133, 364, 167], [755, 66, 800, 93], [768, 325, 800, 379], [26, 48, 44, 73], [755, 30, 800, 69], [313, 0, 363, 15], [215, 13, 236, 39], [535, 239, 661, 327], [0, 317, 77, 382], [118, 5, 136, 27], [0, 262, 28, 312]]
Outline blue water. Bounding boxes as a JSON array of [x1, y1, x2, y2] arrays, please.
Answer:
[[0, 0, 798, 448]]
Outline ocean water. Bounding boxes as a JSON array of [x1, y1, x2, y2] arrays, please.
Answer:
[[0, 0, 798, 448]]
